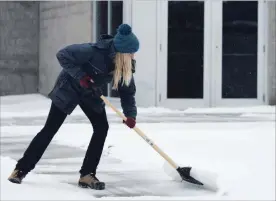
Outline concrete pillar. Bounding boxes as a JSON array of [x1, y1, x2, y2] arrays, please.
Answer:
[[267, 1, 276, 105], [39, 1, 92, 95], [0, 2, 39, 96]]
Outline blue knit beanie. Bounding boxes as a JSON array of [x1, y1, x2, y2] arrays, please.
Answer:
[[113, 24, 139, 53]]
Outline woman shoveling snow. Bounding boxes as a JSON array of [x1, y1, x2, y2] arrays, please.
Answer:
[[8, 24, 139, 190]]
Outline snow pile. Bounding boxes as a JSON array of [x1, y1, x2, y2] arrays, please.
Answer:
[[1, 94, 275, 118]]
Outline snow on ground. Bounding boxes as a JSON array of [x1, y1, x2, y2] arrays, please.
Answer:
[[1, 94, 275, 200], [1, 156, 222, 200], [1, 156, 94, 200]]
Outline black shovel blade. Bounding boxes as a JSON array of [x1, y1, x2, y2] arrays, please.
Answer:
[[177, 167, 204, 186]]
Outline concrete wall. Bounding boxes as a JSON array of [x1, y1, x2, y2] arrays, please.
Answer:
[[39, 1, 92, 95], [267, 1, 276, 105], [0, 2, 39, 96]]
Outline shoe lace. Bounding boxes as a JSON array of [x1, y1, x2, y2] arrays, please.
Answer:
[[89, 173, 99, 182]]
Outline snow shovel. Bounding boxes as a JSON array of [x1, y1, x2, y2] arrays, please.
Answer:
[[100, 95, 219, 191]]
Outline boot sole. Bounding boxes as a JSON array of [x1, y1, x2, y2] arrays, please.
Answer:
[[78, 181, 105, 190], [8, 178, 22, 184]]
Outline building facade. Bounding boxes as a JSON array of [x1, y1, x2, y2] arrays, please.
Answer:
[[0, 0, 275, 109]]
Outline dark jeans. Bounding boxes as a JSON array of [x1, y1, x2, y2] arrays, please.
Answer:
[[16, 101, 109, 176]]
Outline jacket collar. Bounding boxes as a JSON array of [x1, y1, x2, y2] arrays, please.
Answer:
[[95, 34, 116, 60], [94, 34, 116, 73]]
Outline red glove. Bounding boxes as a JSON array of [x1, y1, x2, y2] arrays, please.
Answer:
[[123, 117, 136, 128], [80, 75, 94, 88]]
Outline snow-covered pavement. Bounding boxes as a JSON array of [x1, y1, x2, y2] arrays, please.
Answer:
[[1, 94, 275, 200]]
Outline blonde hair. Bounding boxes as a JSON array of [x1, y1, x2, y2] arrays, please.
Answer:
[[112, 53, 133, 90]]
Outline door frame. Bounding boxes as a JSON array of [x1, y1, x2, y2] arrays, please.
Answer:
[[157, 0, 267, 109], [212, 0, 266, 107], [157, 0, 212, 109]]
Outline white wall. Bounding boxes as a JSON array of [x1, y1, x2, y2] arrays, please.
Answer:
[[131, 0, 157, 107], [39, 1, 92, 95]]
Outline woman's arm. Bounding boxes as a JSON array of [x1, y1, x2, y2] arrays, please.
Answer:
[[118, 76, 137, 119], [56, 43, 93, 82]]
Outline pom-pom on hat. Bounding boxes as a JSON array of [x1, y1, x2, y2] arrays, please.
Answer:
[[113, 24, 139, 53]]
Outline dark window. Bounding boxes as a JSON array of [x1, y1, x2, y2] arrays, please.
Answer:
[[95, 1, 108, 96], [110, 1, 123, 97], [222, 1, 258, 98], [95, 1, 123, 97], [167, 1, 204, 99]]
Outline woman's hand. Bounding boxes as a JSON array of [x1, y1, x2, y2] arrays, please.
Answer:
[[123, 117, 136, 128], [80, 75, 94, 88]]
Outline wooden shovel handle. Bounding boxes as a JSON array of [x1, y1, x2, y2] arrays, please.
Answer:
[[100, 95, 179, 169]]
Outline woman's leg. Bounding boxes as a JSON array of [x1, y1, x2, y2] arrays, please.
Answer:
[[78, 103, 109, 176], [15, 102, 67, 173]]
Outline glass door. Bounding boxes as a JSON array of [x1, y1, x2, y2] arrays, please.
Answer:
[[158, 0, 212, 109], [158, 0, 265, 109], [212, 0, 265, 106]]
